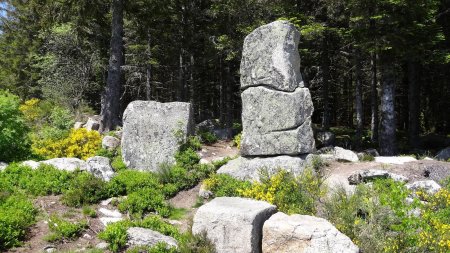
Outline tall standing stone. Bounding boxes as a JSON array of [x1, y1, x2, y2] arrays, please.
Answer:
[[217, 20, 315, 181], [121, 101, 193, 172], [240, 21, 315, 156]]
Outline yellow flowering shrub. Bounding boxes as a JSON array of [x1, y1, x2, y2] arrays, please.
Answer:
[[418, 188, 450, 253], [19, 98, 42, 123], [238, 169, 326, 215], [32, 128, 101, 160]]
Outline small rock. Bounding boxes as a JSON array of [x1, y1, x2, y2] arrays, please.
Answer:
[[21, 160, 41, 169], [127, 227, 178, 248], [100, 217, 123, 226], [423, 157, 434, 161], [406, 180, 442, 195], [83, 116, 101, 131], [374, 156, 417, 165], [334, 146, 359, 162], [74, 122, 84, 129], [100, 198, 113, 206], [0, 162, 8, 171], [348, 169, 408, 185], [199, 159, 210, 165], [83, 233, 92, 240], [42, 158, 87, 171], [86, 156, 115, 181], [98, 207, 122, 218], [102, 136, 120, 151], [364, 148, 380, 157], [198, 183, 213, 199], [316, 131, 336, 147], [115, 130, 123, 139], [44, 245, 57, 253], [96, 242, 110, 250], [435, 147, 450, 161], [422, 163, 450, 183]]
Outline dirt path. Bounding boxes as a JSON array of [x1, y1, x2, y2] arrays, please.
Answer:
[[8, 196, 107, 253]]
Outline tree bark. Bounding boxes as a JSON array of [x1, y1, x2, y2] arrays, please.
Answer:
[[370, 53, 379, 143], [321, 35, 331, 130], [354, 49, 364, 149], [408, 60, 420, 149], [146, 32, 152, 100], [101, 0, 124, 132], [379, 54, 397, 155]]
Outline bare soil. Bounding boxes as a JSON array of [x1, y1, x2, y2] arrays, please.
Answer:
[[8, 196, 108, 253]]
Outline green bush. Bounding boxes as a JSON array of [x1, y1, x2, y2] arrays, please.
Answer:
[[62, 171, 106, 207], [175, 148, 200, 167], [0, 163, 72, 196], [47, 214, 87, 241], [232, 133, 242, 149], [100, 216, 180, 252], [239, 169, 327, 215], [322, 179, 445, 253], [82, 206, 97, 218], [0, 194, 37, 250], [106, 169, 161, 196], [98, 220, 132, 252], [118, 188, 170, 218], [198, 131, 218, 144], [360, 153, 375, 162], [0, 90, 31, 162], [203, 174, 251, 197]]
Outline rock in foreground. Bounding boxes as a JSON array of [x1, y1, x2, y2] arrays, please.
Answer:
[[127, 227, 178, 248], [262, 212, 359, 253], [192, 197, 277, 253], [121, 101, 193, 172]]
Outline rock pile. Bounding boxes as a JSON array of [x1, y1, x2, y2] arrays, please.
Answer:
[[218, 20, 315, 180]]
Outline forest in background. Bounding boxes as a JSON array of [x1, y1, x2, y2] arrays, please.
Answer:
[[0, 0, 449, 156]]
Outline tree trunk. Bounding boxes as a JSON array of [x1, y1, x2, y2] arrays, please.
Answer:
[[408, 60, 420, 149], [354, 49, 364, 149], [370, 53, 379, 143], [146, 32, 152, 100], [379, 54, 397, 155], [100, 0, 124, 132], [321, 36, 331, 130]]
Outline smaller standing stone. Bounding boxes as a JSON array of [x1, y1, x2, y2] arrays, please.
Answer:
[[192, 197, 277, 253], [127, 227, 178, 248], [102, 136, 120, 151], [262, 212, 359, 253], [121, 101, 193, 172]]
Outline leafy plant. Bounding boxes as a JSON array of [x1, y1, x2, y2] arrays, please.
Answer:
[[0, 90, 30, 162], [0, 194, 36, 250], [198, 131, 218, 144], [32, 128, 101, 160], [118, 187, 170, 218], [232, 133, 242, 149], [47, 214, 87, 241], [62, 171, 106, 207], [203, 174, 251, 197], [98, 220, 133, 252]]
